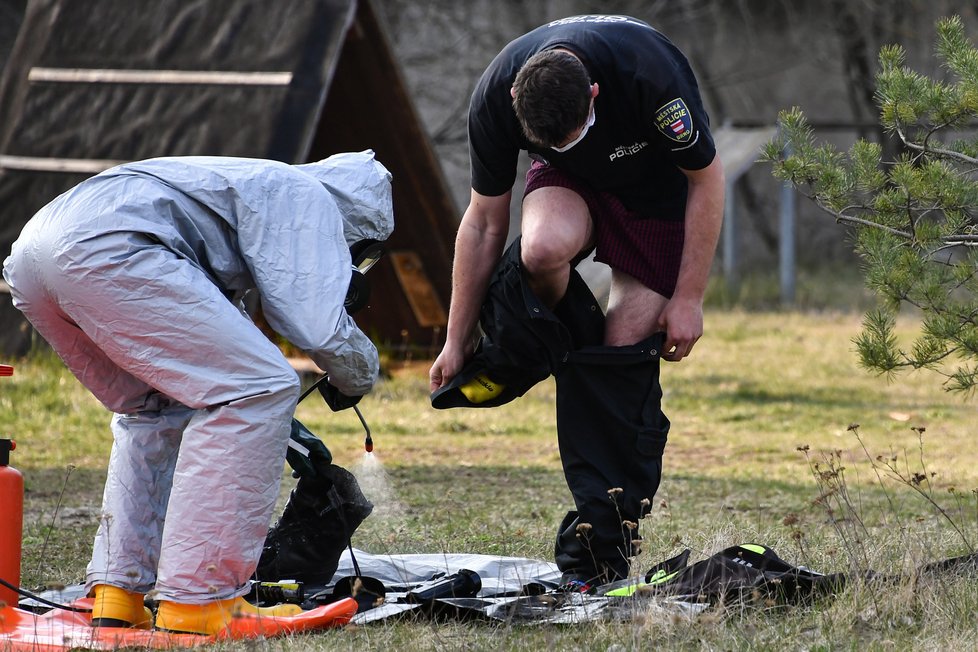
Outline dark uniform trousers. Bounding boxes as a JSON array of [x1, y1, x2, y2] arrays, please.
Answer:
[[432, 238, 669, 583]]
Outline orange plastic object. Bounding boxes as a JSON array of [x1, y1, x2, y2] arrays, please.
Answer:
[[1, 368, 23, 609], [0, 439, 23, 609], [0, 597, 357, 651]]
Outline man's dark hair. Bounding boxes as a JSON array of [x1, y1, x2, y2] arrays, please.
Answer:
[[511, 50, 591, 148]]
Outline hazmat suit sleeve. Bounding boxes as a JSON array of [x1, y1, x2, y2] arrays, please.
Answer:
[[234, 168, 379, 397]]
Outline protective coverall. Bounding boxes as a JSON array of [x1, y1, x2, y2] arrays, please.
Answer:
[[2, 150, 394, 603]]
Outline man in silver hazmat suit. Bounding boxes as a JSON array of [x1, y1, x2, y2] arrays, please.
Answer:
[[2, 150, 394, 634]]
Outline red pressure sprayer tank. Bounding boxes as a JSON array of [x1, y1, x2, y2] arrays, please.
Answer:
[[0, 363, 24, 608]]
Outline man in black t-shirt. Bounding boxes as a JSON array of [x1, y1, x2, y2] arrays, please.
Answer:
[[429, 15, 725, 590]]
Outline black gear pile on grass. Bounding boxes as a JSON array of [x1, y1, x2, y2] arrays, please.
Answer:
[[256, 464, 373, 586]]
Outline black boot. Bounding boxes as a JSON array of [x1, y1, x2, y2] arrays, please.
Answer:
[[256, 464, 373, 586], [554, 510, 640, 591]]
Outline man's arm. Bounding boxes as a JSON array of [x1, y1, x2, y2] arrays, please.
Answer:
[[658, 154, 725, 361], [429, 189, 512, 391]]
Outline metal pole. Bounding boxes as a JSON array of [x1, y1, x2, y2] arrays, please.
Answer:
[[779, 147, 797, 305], [722, 178, 737, 293]]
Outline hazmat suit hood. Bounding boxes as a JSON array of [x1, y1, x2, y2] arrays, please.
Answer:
[[297, 150, 395, 248]]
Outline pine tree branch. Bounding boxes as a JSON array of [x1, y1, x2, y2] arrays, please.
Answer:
[[811, 202, 912, 237], [897, 125, 978, 165], [806, 198, 978, 244]]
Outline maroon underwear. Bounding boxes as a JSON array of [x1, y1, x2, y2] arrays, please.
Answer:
[[523, 161, 685, 298]]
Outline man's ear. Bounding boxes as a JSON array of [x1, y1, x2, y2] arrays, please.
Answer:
[[510, 86, 517, 99], [591, 82, 600, 99]]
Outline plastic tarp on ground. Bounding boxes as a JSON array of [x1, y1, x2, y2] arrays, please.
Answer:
[[19, 549, 707, 627], [276, 545, 978, 625], [332, 548, 563, 594], [21, 544, 978, 627], [324, 549, 706, 625]]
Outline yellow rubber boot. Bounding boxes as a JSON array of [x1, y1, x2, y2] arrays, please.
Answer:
[[155, 597, 302, 636], [90, 584, 153, 629], [459, 373, 505, 404]]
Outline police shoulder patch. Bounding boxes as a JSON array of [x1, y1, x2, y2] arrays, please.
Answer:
[[654, 97, 694, 143]]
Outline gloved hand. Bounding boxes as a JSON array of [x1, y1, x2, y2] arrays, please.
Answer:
[[286, 418, 333, 479], [318, 378, 363, 412]]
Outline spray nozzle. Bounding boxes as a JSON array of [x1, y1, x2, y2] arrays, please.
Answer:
[[354, 406, 373, 453], [297, 374, 375, 454]]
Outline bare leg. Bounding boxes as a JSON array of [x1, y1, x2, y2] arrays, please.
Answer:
[[520, 186, 593, 308], [605, 269, 669, 346]]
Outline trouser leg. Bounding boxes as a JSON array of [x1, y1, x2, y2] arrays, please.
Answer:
[[430, 238, 605, 410], [155, 385, 297, 601], [86, 394, 192, 593], [554, 334, 669, 583]]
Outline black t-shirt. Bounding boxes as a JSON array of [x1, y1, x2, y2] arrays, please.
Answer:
[[468, 15, 716, 220]]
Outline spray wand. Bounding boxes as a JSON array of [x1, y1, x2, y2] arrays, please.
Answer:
[[298, 374, 374, 453], [354, 406, 373, 453]]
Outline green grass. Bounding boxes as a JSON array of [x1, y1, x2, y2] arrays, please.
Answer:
[[3, 309, 978, 650]]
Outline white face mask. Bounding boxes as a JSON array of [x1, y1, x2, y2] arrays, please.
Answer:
[[551, 102, 596, 153]]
